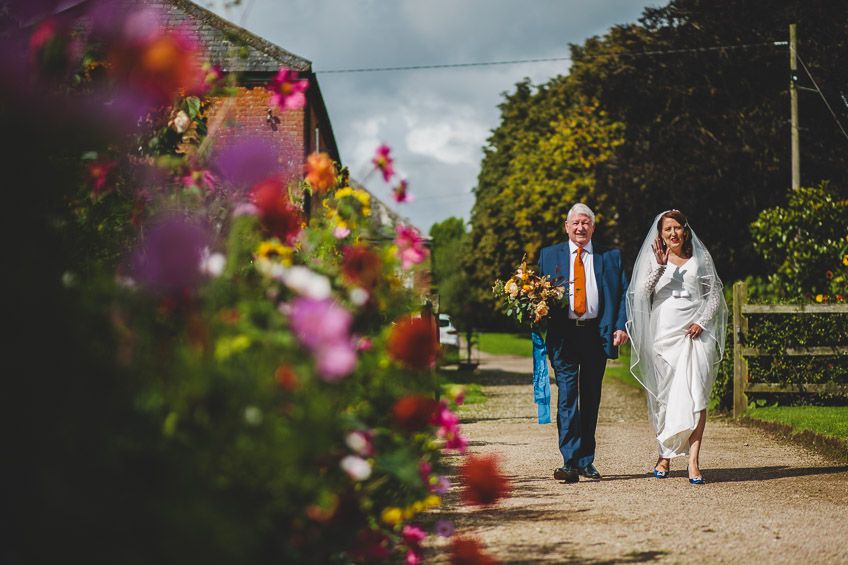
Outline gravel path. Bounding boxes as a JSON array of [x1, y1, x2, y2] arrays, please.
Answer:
[[430, 351, 848, 564]]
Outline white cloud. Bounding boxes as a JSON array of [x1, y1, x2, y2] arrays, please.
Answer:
[[406, 120, 487, 165]]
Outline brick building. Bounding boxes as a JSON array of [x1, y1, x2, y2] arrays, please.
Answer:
[[148, 0, 340, 180]]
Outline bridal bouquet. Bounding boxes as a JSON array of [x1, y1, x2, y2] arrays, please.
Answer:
[[492, 256, 568, 328]]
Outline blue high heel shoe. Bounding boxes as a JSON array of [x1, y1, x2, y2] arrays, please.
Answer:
[[687, 465, 705, 484], [653, 468, 668, 479]]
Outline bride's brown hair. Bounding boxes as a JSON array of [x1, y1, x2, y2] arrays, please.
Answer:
[[656, 210, 693, 258]]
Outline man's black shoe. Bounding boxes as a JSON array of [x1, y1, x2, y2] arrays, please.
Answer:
[[579, 464, 601, 479], [553, 466, 579, 483]]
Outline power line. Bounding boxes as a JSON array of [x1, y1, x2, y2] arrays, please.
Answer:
[[791, 47, 848, 144], [316, 41, 785, 74]]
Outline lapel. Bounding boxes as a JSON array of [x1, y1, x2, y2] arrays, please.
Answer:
[[593, 244, 604, 287], [557, 242, 571, 286], [594, 244, 605, 313]]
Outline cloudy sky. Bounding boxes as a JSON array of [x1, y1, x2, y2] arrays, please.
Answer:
[[205, 0, 655, 232]]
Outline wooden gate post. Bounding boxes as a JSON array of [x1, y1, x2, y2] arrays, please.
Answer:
[[732, 281, 749, 418]]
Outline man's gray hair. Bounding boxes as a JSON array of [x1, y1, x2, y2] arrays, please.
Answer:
[[566, 203, 595, 225]]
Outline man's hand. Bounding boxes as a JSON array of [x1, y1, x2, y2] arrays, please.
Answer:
[[613, 330, 629, 347]]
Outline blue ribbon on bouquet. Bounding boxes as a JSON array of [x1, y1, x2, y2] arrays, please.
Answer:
[[531, 330, 551, 424]]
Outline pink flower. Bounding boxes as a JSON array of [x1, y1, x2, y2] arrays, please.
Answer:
[[402, 525, 427, 546], [372, 144, 395, 182], [391, 179, 414, 203], [180, 169, 216, 193], [394, 224, 428, 270], [290, 298, 352, 351], [315, 340, 357, 381], [267, 67, 308, 111], [406, 549, 422, 565], [419, 461, 433, 485], [290, 298, 357, 380]]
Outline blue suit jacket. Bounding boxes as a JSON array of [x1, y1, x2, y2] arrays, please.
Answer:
[[538, 241, 629, 359]]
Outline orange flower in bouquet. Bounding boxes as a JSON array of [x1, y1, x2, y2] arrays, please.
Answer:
[[492, 255, 567, 328]]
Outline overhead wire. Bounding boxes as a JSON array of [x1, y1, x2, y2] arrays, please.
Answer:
[[316, 41, 786, 74], [791, 47, 848, 144]]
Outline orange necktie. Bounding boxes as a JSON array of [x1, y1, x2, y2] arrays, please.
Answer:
[[574, 248, 586, 317]]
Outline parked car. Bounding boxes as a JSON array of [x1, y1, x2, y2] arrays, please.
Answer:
[[438, 314, 459, 347]]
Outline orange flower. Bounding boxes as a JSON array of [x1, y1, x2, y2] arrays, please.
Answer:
[[341, 245, 382, 289], [460, 454, 510, 506], [392, 394, 438, 432], [826, 270, 834, 279], [304, 152, 337, 193], [449, 536, 498, 565], [387, 315, 440, 370], [274, 365, 300, 391]]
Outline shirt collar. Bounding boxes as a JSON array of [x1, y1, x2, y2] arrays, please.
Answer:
[[568, 240, 593, 255]]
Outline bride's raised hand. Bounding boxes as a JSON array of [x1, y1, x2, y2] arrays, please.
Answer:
[[651, 237, 668, 265]]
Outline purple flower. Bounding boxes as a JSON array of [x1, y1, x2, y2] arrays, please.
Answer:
[[214, 138, 280, 189], [432, 475, 451, 494], [434, 520, 454, 538], [132, 218, 207, 292]]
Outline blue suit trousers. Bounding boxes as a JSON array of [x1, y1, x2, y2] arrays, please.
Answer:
[[546, 323, 607, 468]]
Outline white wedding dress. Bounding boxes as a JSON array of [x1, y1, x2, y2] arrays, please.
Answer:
[[642, 257, 718, 457], [626, 212, 727, 460]]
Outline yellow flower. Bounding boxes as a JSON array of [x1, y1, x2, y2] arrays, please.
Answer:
[[843, 254, 848, 266], [255, 240, 293, 265], [381, 507, 402, 525], [335, 187, 352, 199], [350, 188, 371, 206], [816, 294, 824, 303], [424, 495, 441, 508]]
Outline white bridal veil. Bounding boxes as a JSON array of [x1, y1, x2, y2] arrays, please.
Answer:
[[625, 211, 728, 420]]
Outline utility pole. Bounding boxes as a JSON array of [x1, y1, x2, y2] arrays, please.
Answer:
[[790, 23, 800, 189]]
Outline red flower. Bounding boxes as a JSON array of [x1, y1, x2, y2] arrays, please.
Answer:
[[87, 157, 117, 200], [274, 365, 300, 391], [250, 178, 302, 243], [341, 244, 382, 289], [391, 179, 414, 203], [460, 454, 510, 506], [392, 394, 438, 432], [387, 315, 440, 369], [449, 536, 498, 565]]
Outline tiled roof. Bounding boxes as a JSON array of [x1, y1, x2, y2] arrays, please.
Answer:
[[163, 0, 311, 72]]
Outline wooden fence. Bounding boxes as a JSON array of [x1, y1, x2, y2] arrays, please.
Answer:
[[732, 281, 848, 417]]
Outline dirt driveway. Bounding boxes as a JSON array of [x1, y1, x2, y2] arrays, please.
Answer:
[[430, 351, 848, 564]]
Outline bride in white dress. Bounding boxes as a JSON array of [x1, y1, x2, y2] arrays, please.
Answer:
[[626, 210, 727, 484]]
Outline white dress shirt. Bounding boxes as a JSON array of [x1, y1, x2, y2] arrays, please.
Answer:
[[568, 240, 599, 320]]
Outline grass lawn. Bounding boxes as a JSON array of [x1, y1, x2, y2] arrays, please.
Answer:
[[437, 369, 486, 406], [476, 332, 533, 357], [476, 333, 644, 390], [744, 405, 848, 440]]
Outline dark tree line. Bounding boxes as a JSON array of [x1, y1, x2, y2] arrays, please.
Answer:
[[463, 0, 848, 323]]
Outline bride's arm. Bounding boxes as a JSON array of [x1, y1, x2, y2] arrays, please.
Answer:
[[638, 263, 666, 298], [695, 253, 721, 328]]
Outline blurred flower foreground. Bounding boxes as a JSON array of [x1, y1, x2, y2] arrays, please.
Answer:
[[2, 2, 499, 563]]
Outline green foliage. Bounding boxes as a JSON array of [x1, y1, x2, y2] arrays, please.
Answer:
[[429, 217, 471, 325], [469, 0, 848, 303], [750, 183, 848, 298], [4, 9, 464, 564]]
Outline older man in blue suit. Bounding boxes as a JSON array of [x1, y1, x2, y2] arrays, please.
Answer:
[[538, 203, 629, 483]]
